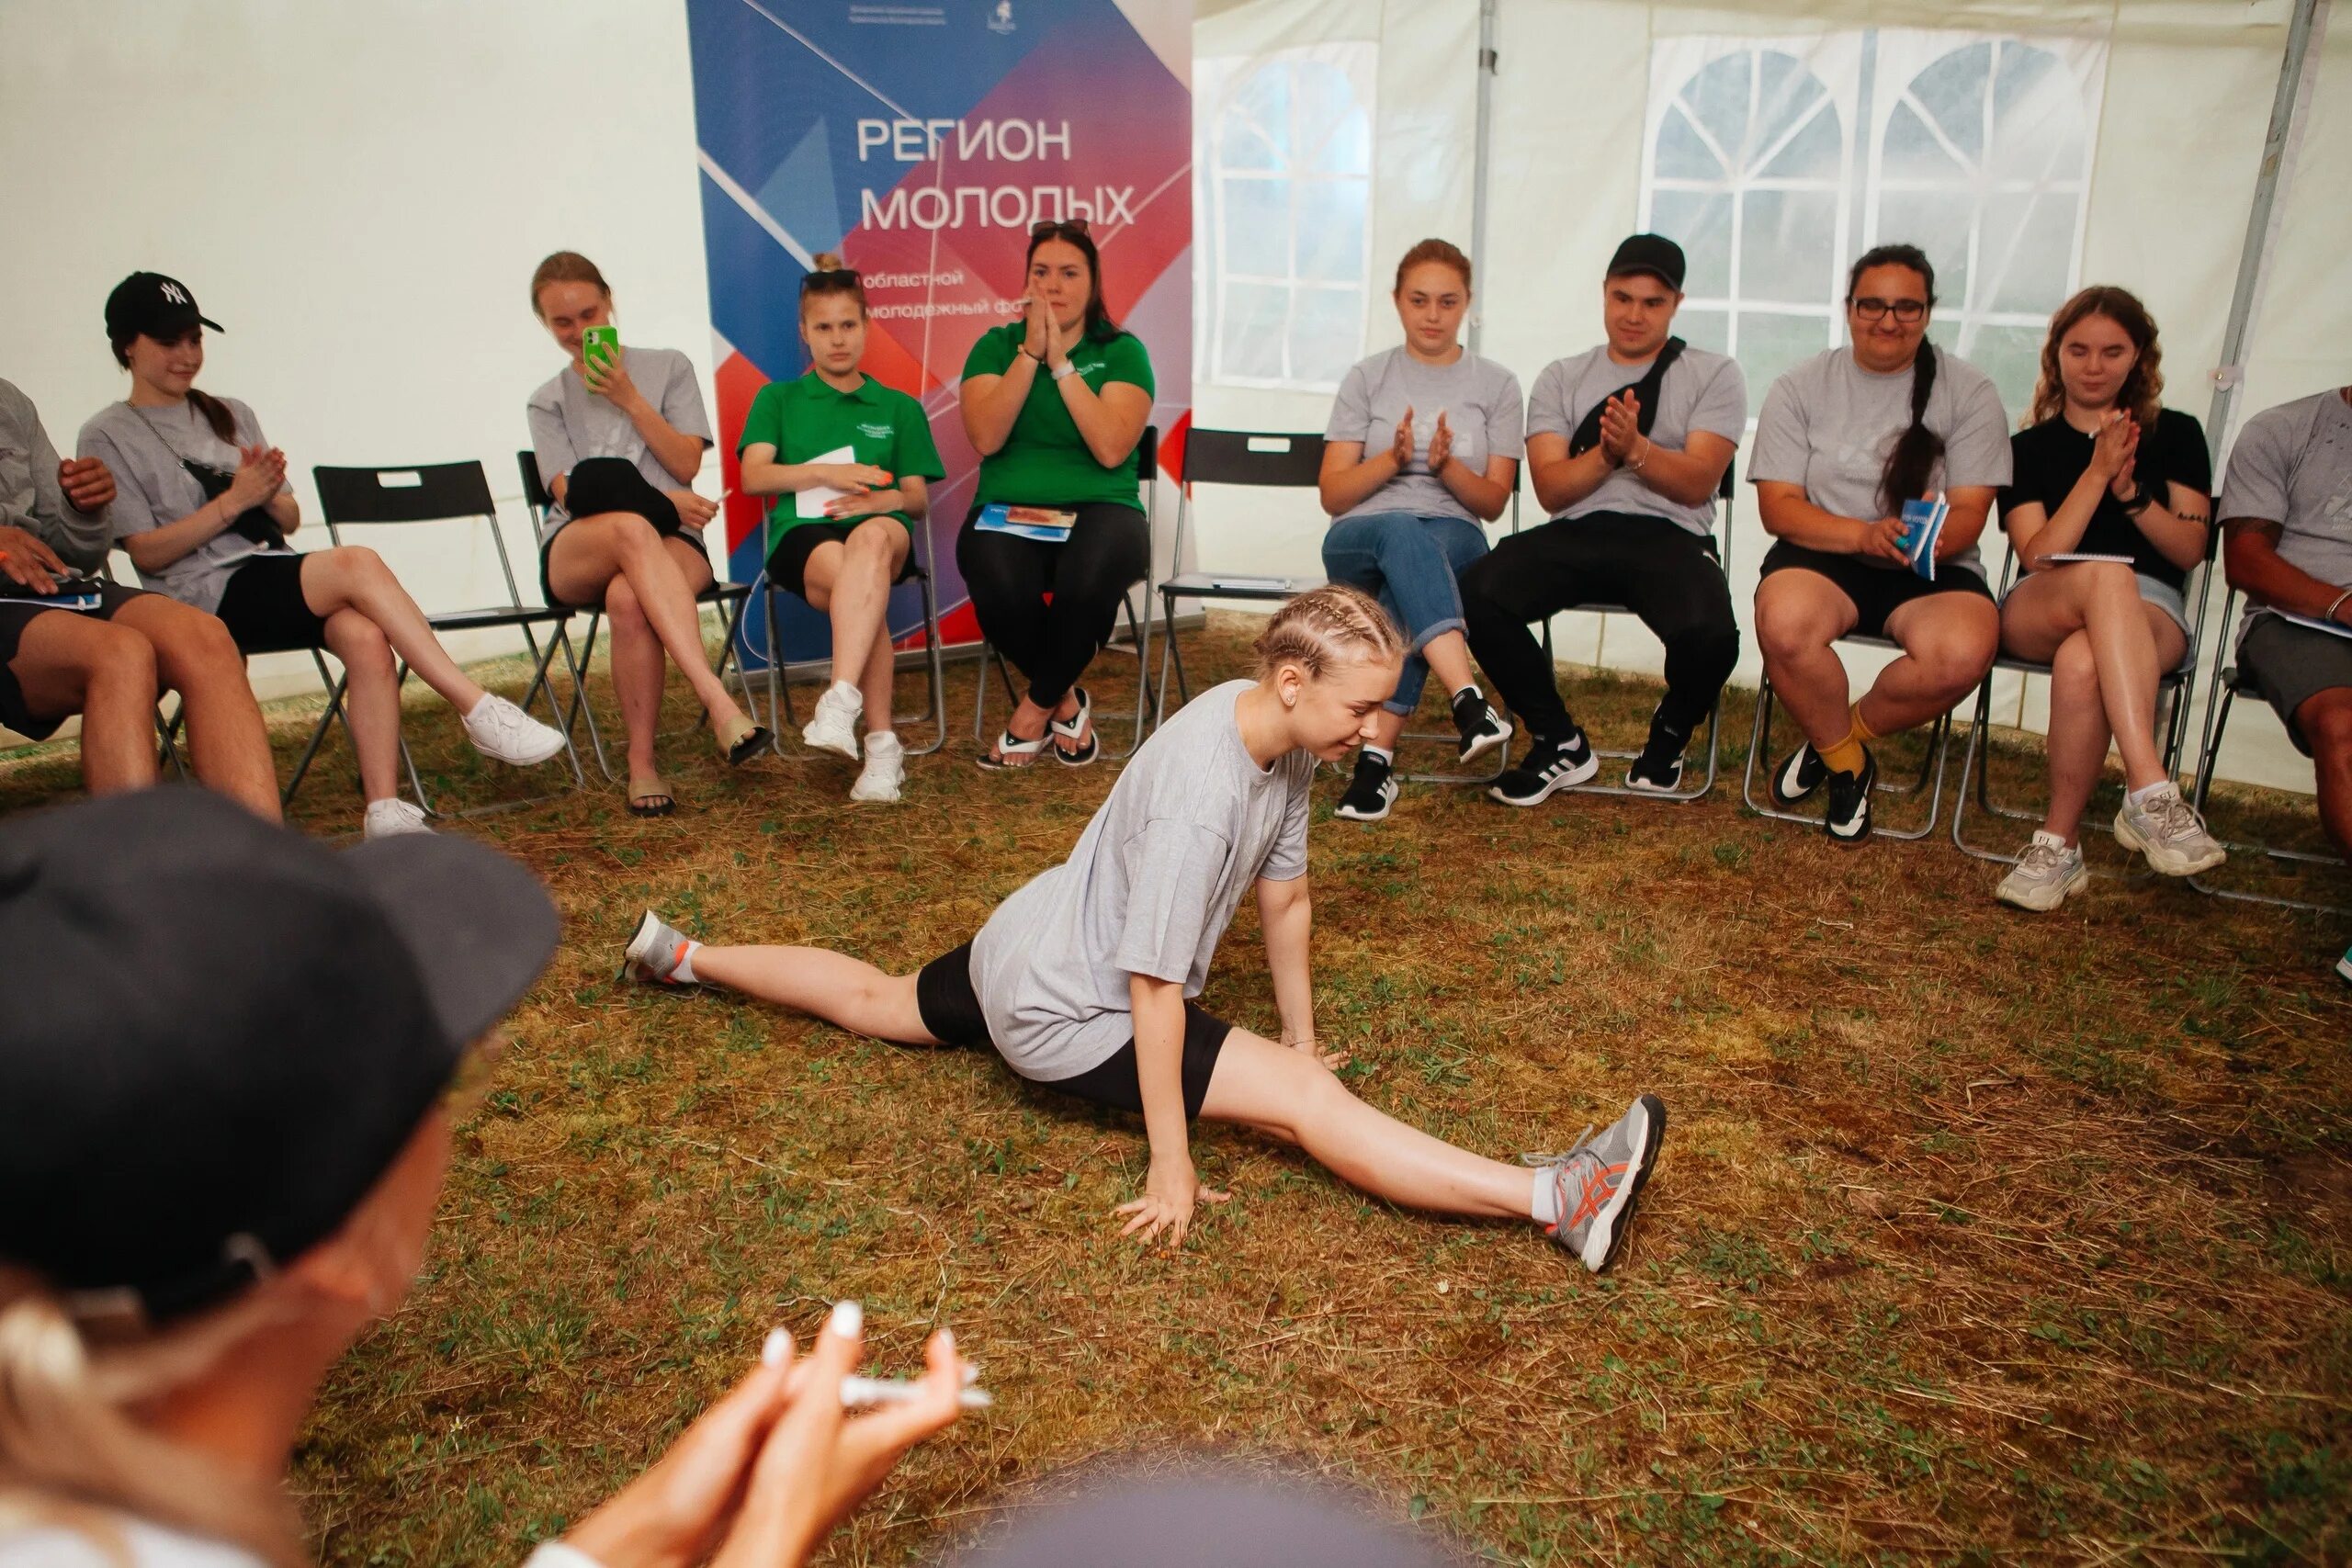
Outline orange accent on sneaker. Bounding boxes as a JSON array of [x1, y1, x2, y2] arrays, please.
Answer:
[[1566, 1160, 1630, 1229], [666, 941, 691, 982]]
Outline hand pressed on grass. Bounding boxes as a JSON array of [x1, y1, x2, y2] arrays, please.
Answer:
[[1116, 1153, 1230, 1247]]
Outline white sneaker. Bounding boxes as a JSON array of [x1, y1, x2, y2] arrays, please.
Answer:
[[363, 798, 434, 839], [803, 681, 864, 760], [1996, 830, 2088, 912], [464, 694, 565, 766], [2113, 783, 2226, 876], [851, 732, 904, 803]]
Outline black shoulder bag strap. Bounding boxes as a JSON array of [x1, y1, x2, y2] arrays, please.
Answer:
[[1566, 336, 1686, 457]]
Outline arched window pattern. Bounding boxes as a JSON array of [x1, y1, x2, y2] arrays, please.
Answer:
[[1193, 46, 1376, 390], [1870, 37, 2098, 412], [1642, 41, 1856, 400]]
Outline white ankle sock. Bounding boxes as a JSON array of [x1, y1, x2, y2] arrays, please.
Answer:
[[2126, 780, 2171, 807], [828, 680, 862, 705], [1530, 1169, 1559, 1226], [670, 940, 701, 984], [1364, 744, 1395, 766]]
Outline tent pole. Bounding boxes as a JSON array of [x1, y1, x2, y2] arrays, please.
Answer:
[[1469, 0, 1498, 354], [2203, 0, 2329, 470]]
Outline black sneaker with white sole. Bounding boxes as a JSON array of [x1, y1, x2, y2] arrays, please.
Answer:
[[1452, 688, 1512, 765], [1770, 739, 1827, 807], [1822, 747, 1876, 843], [1334, 750, 1398, 821], [1487, 728, 1598, 807], [1624, 712, 1688, 794]]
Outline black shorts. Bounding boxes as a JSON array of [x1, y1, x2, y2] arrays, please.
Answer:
[[214, 555, 328, 654], [2238, 613, 2352, 758], [0, 583, 147, 740], [539, 456, 688, 610], [914, 942, 1233, 1120], [1759, 540, 1994, 640], [765, 520, 916, 601]]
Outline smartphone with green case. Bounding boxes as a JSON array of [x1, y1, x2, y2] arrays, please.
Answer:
[[582, 325, 620, 381]]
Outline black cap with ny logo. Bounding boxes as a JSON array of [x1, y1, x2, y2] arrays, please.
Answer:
[[104, 271, 226, 342]]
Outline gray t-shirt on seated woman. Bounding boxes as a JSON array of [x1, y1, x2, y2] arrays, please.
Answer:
[[1325, 346, 1525, 525], [1747, 346, 2011, 581], [969, 680, 1313, 1082], [526, 345, 711, 547], [77, 396, 275, 615]]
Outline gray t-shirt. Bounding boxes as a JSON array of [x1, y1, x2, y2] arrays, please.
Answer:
[[77, 397, 276, 615], [0, 378, 109, 571], [1748, 346, 2012, 581], [1325, 346, 1524, 525], [968, 680, 1313, 1080], [2217, 389, 2352, 639], [1526, 344, 1748, 536], [526, 345, 711, 546]]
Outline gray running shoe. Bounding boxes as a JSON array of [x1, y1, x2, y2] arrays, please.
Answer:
[[1529, 1093, 1667, 1273], [1996, 831, 2089, 912], [2113, 782, 2225, 876], [621, 909, 695, 984]]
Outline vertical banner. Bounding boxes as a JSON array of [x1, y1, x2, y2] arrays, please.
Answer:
[[684, 0, 1194, 668]]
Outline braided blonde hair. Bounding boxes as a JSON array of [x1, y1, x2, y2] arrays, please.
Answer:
[[1251, 583, 1405, 680]]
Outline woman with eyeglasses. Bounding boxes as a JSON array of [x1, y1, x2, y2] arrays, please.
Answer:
[[1315, 239, 1521, 824], [1989, 286, 2223, 908], [737, 254, 945, 804], [80, 272, 566, 840], [956, 218, 1154, 769], [1748, 243, 2008, 843], [528, 251, 771, 818]]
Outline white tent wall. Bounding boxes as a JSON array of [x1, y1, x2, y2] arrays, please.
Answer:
[[0, 0, 716, 726], [1192, 0, 2347, 793]]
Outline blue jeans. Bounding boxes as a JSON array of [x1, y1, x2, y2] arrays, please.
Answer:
[[1322, 510, 1490, 714]]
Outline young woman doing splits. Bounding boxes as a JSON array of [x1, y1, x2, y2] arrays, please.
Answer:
[[623, 584, 1666, 1271]]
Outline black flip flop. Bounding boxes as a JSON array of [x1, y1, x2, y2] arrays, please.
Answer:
[[628, 787, 677, 818], [725, 724, 774, 767]]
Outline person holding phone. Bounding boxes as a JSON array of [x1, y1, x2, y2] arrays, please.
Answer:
[[621, 585, 1668, 1276], [0, 788, 969, 1568], [1749, 244, 2007, 843], [737, 254, 945, 803], [528, 251, 771, 817], [956, 220, 1153, 770], [1991, 287, 2222, 908], [1, 377, 278, 814], [80, 274, 564, 840], [1316, 239, 1521, 823]]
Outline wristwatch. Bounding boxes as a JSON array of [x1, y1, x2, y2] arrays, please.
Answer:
[[1050, 360, 1080, 381]]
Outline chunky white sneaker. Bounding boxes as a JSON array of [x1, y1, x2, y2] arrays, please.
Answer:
[[464, 694, 565, 766], [2113, 783, 2226, 876], [803, 681, 864, 760], [851, 732, 905, 803], [363, 798, 434, 839], [1996, 830, 2089, 912]]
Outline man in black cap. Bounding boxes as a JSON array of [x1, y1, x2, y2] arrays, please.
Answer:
[[1458, 233, 1749, 804]]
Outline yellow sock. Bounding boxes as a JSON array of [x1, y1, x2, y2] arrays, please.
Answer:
[[1849, 702, 1882, 743], [1819, 716, 1867, 776]]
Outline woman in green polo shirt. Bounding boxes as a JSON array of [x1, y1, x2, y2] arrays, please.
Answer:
[[739, 255, 945, 804], [957, 219, 1154, 769]]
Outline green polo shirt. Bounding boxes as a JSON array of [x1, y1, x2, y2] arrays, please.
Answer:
[[737, 371, 945, 555], [960, 322, 1154, 510]]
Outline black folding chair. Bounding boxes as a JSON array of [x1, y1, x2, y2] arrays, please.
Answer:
[[1949, 540, 2216, 866], [312, 462, 589, 810], [1153, 429, 1329, 725], [2184, 588, 2349, 913], [974, 424, 1157, 761], [757, 510, 951, 757], [1531, 461, 1738, 803], [514, 450, 760, 784]]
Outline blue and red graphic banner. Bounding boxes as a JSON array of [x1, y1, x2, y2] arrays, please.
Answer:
[[684, 0, 1193, 665]]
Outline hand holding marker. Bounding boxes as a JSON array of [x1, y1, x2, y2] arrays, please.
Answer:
[[763, 1305, 994, 1411]]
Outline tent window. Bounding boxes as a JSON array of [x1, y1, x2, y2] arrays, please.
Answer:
[[1195, 46, 1376, 391], [1644, 32, 2104, 415]]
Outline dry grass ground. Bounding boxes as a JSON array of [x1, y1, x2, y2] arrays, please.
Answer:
[[6, 613, 2347, 1565]]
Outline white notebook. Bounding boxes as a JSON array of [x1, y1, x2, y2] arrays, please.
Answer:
[[794, 445, 857, 519]]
